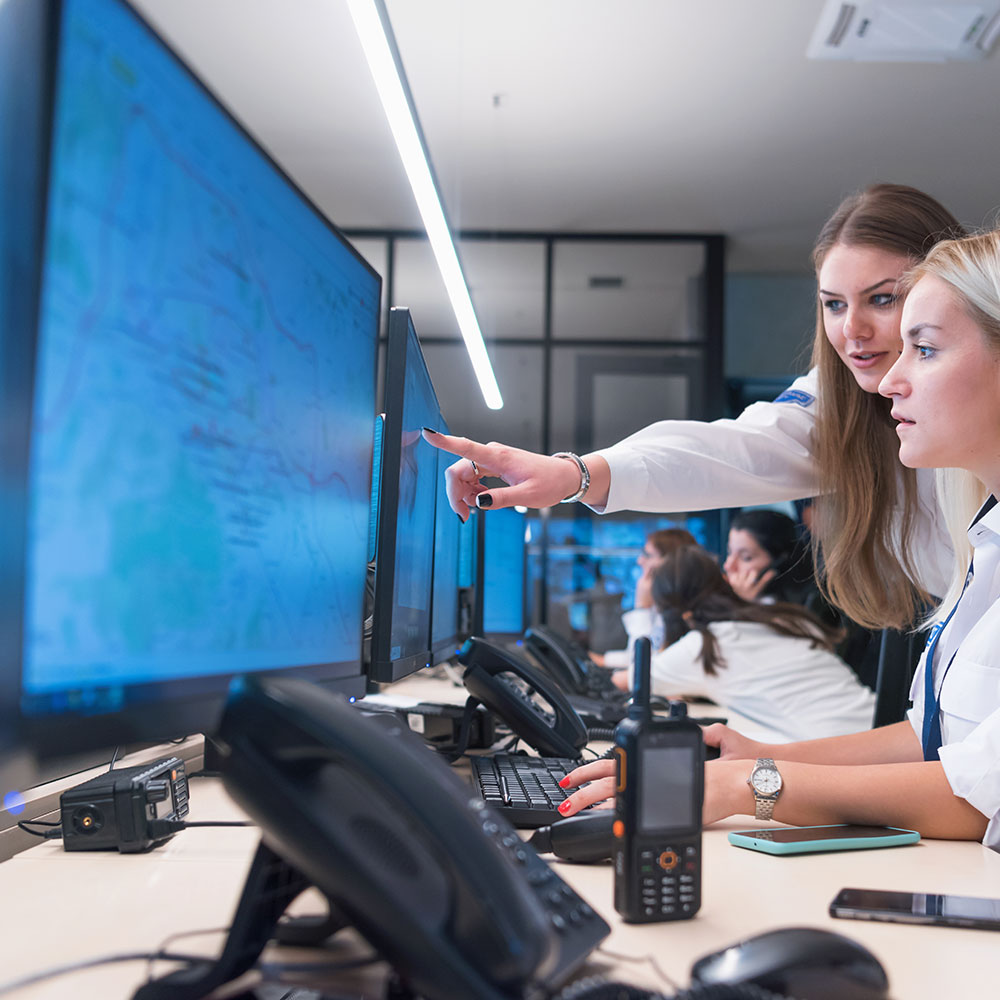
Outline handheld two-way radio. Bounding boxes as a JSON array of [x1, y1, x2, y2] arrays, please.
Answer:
[[613, 637, 704, 922]]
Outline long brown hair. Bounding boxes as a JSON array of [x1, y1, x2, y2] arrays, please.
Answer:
[[652, 545, 841, 676], [647, 527, 697, 556], [810, 184, 966, 629]]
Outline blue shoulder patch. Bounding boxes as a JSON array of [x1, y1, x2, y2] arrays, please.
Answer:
[[772, 388, 815, 408]]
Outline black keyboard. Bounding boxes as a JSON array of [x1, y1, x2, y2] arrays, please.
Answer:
[[471, 752, 580, 827]]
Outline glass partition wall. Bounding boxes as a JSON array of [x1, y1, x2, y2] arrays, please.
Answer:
[[347, 228, 725, 653]]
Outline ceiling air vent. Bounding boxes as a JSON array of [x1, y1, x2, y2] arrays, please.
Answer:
[[587, 276, 624, 289], [807, 0, 1000, 60]]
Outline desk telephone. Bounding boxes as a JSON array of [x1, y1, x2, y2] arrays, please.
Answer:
[[522, 625, 614, 698], [457, 635, 590, 758], [135, 674, 609, 1000]]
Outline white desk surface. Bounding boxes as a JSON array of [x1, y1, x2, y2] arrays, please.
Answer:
[[2, 674, 1000, 999]]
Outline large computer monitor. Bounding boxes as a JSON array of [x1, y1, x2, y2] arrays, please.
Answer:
[[480, 508, 529, 638], [429, 420, 463, 659], [369, 308, 441, 683], [1, 0, 381, 760]]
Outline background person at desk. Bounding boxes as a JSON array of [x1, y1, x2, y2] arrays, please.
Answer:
[[607, 543, 875, 742], [726, 507, 880, 690], [723, 508, 812, 605], [559, 230, 1000, 851], [425, 183, 968, 634], [592, 527, 696, 670]]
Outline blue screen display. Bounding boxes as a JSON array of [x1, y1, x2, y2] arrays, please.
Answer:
[[386, 317, 438, 664], [21, 0, 379, 710], [430, 420, 460, 653], [483, 508, 527, 636]]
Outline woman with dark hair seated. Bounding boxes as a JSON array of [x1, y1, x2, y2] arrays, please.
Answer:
[[611, 544, 876, 742], [724, 508, 812, 605]]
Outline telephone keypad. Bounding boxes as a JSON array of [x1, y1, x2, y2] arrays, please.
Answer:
[[475, 803, 610, 973]]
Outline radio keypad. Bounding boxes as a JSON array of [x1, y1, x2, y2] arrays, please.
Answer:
[[638, 842, 700, 918]]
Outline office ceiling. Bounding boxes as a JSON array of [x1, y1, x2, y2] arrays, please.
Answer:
[[133, 0, 1000, 273]]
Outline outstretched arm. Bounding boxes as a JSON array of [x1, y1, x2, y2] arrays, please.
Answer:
[[422, 429, 610, 519]]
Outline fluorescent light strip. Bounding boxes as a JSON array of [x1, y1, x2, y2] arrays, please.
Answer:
[[347, 0, 503, 410]]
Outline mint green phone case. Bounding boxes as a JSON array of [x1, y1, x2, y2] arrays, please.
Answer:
[[727, 824, 921, 855]]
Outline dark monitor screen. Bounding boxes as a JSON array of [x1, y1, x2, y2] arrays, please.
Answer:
[[2, 0, 380, 758], [370, 308, 440, 682], [430, 419, 462, 657], [482, 507, 528, 637]]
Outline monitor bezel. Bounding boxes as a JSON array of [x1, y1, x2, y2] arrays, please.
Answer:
[[369, 307, 438, 683]]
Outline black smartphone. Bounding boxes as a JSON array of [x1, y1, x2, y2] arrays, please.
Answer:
[[830, 887, 1000, 931]]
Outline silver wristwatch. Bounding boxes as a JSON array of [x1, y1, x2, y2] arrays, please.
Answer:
[[747, 758, 783, 821]]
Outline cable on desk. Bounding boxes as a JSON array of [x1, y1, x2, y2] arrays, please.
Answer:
[[596, 945, 681, 993], [585, 727, 617, 743], [0, 951, 204, 997], [149, 923, 382, 993], [146, 819, 255, 837], [17, 820, 62, 839], [553, 980, 792, 1000], [17, 818, 254, 842]]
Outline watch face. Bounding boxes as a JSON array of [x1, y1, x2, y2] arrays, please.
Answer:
[[752, 767, 781, 795]]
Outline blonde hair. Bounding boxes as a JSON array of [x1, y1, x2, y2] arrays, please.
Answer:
[[898, 231, 1000, 624], [809, 184, 966, 630]]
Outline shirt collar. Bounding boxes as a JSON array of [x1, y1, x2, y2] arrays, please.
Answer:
[[968, 494, 1000, 546]]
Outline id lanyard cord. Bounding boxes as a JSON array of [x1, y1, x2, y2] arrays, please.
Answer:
[[921, 562, 973, 761]]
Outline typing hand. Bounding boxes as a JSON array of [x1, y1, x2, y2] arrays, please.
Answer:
[[422, 430, 581, 521], [556, 759, 616, 817]]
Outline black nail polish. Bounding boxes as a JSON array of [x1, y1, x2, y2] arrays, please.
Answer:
[[477, 494, 493, 508], [421, 426, 438, 435]]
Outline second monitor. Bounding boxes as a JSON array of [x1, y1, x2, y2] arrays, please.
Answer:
[[369, 308, 445, 683]]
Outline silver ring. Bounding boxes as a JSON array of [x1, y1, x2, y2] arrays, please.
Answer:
[[469, 459, 480, 476]]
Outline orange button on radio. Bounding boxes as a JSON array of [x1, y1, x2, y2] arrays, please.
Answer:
[[613, 820, 625, 839], [658, 850, 679, 870]]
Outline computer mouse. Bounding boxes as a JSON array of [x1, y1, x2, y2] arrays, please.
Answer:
[[690, 926, 889, 1000]]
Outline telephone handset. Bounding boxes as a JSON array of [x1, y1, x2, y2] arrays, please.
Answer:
[[522, 625, 625, 702], [457, 635, 589, 758], [522, 624, 590, 694], [137, 674, 610, 1000]]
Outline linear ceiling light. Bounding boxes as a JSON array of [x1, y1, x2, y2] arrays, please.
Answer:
[[346, 0, 503, 410]]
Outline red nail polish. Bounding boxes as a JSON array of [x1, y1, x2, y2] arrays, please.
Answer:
[[558, 800, 571, 813], [558, 776, 571, 788]]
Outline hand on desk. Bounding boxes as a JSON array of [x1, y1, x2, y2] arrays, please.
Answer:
[[556, 724, 766, 824]]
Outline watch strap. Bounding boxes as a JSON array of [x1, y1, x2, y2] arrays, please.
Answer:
[[749, 757, 780, 822]]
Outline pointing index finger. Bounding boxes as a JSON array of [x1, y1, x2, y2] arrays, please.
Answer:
[[422, 429, 496, 467]]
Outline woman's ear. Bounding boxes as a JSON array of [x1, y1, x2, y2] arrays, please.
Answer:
[[681, 610, 695, 625]]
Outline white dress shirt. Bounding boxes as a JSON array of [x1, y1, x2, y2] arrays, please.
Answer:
[[624, 618, 876, 743], [601, 607, 661, 669], [908, 497, 1000, 852], [590, 369, 954, 598]]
